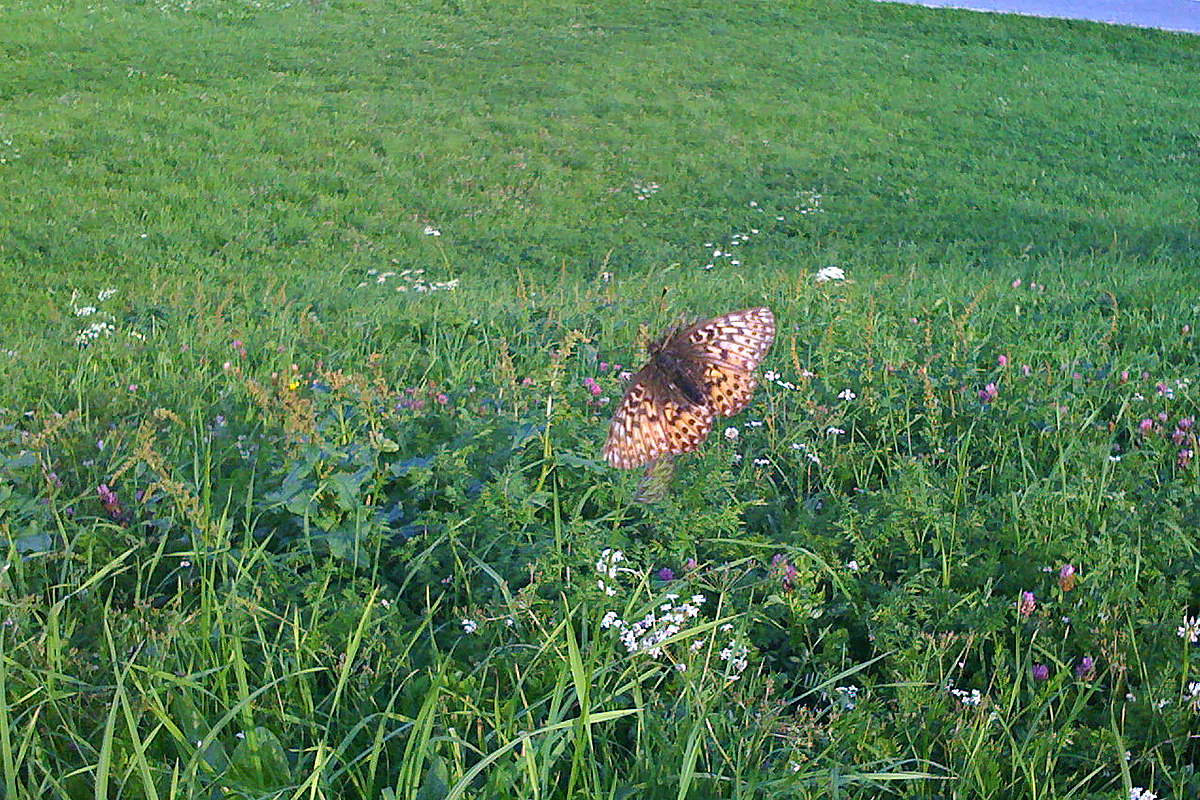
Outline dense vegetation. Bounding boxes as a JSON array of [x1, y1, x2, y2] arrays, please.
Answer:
[[1, 0, 1198, 797]]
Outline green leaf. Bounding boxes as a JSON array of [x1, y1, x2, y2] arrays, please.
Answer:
[[415, 755, 450, 800], [225, 727, 291, 792]]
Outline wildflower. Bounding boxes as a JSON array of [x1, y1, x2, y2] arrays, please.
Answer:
[[949, 687, 982, 707], [1130, 789, 1158, 800], [771, 553, 798, 590], [1058, 564, 1078, 592], [1074, 656, 1095, 681], [436, 392, 449, 405], [1181, 616, 1200, 643], [752, 457, 770, 466], [1179, 449, 1194, 468], [1011, 278, 1021, 288], [1022, 364, 1032, 377], [1119, 370, 1130, 383], [1180, 417, 1195, 431], [1031, 664, 1049, 681], [601, 611, 622, 629], [599, 361, 608, 372], [837, 388, 856, 401], [128, 384, 138, 392], [720, 426, 739, 441], [1157, 382, 1175, 399], [1138, 418, 1154, 432], [846, 560, 859, 571], [97, 484, 126, 522], [461, 619, 478, 634], [684, 557, 698, 571], [815, 266, 845, 283], [825, 426, 845, 435], [764, 369, 780, 382], [1186, 682, 1200, 712], [423, 225, 441, 236], [1018, 591, 1036, 618], [978, 383, 999, 403], [998, 354, 1009, 367], [98, 288, 118, 301], [656, 567, 675, 582]]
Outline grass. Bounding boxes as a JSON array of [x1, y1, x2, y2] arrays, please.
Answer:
[[1, 0, 1199, 797]]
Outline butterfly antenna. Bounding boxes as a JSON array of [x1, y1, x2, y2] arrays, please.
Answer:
[[634, 456, 676, 504]]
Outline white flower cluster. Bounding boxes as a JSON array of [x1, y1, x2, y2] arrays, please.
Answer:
[[718, 638, 749, 680], [1130, 789, 1158, 800], [71, 288, 124, 347], [603, 593, 707, 659], [632, 180, 660, 200], [815, 266, 845, 283], [948, 686, 982, 707], [359, 268, 459, 293], [834, 685, 859, 709], [595, 548, 626, 597]]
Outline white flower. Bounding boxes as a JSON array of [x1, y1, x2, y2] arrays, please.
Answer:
[[461, 619, 478, 634], [846, 560, 859, 571], [1178, 615, 1200, 643], [837, 389, 857, 401], [826, 426, 845, 435], [1131, 789, 1158, 800], [753, 457, 771, 466], [423, 225, 441, 236], [724, 426, 739, 441], [74, 306, 97, 317], [601, 611, 622, 629], [815, 266, 846, 283], [98, 288, 118, 301], [764, 370, 780, 382]]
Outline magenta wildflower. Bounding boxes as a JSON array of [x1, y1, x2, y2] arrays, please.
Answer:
[[1022, 364, 1031, 377], [771, 554, 798, 590], [1179, 449, 1194, 469], [656, 567, 675, 581], [97, 484, 126, 523], [1011, 278, 1022, 288], [978, 383, 999, 403], [436, 392, 449, 405], [1119, 370, 1129, 383], [1058, 564, 1078, 592], [583, 377, 602, 397], [1018, 591, 1036, 618], [1031, 664, 1049, 681], [1158, 411, 1169, 423], [998, 354, 1009, 367], [1179, 417, 1194, 431], [599, 361, 609, 372], [1139, 418, 1154, 433], [684, 557, 698, 571], [1074, 656, 1095, 681]]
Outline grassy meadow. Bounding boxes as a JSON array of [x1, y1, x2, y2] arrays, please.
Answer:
[[1, 0, 1199, 796]]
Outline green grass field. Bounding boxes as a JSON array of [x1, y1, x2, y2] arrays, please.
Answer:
[[1, 0, 1199, 796]]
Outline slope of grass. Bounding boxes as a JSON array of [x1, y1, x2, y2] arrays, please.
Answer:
[[0, 0, 1198, 797]]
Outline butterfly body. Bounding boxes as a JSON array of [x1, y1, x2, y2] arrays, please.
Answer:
[[603, 307, 775, 470]]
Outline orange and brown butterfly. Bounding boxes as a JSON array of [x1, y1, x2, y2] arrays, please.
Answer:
[[603, 307, 776, 482]]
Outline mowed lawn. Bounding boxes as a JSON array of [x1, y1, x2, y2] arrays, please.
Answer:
[[0, 0, 1198, 798]]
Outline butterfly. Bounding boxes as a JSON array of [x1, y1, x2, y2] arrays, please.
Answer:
[[603, 307, 776, 471]]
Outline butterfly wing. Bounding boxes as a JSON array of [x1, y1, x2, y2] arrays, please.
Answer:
[[673, 307, 775, 417], [604, 367, 714, 469]]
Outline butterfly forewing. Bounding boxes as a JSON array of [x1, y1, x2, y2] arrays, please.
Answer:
[[604, 307, 775, 470]]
